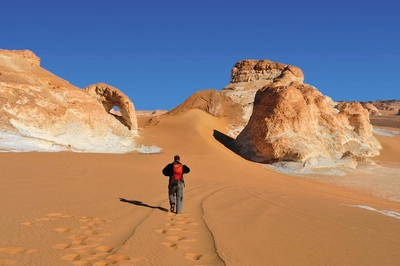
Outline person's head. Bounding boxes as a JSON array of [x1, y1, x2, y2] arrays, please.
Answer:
[[174, 155, 180, 162]]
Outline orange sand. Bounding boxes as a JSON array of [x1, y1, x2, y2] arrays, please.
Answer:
[[1, 109, 399, 265]]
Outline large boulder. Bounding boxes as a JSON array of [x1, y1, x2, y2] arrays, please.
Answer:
[[0, 49, 138, 153], [235, 82, 382, 164], [222, 59, 304, 137]]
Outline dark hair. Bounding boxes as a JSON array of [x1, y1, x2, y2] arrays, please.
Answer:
[[174, 155, 180, 161]]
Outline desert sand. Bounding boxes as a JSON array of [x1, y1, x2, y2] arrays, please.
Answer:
[[1, 109, 400, 266]]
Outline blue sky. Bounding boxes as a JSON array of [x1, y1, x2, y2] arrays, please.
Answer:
[[1, 0, 399, 110]]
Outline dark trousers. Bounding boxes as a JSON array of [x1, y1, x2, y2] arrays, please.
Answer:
[[168, 181, 184, 214]]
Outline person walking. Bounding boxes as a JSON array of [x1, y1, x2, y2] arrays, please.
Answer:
[[162, 155, 190, 214]]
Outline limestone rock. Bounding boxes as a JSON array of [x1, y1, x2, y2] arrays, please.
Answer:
[[167, 89, 243, 118], [360, 102, 382, 116], [235, 82, 382, 163], [373, 101, 395, 111], [148, 90, 244, 132], [230, 59, 304, 84], [84, 83, 138, 131], [0, 49, 138, 153], [222, 60, 304, 137]]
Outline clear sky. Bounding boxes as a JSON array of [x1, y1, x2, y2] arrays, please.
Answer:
[[1, 0, 399, 110]]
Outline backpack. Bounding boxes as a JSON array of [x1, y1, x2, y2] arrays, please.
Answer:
[[172, 162, 183, 182]]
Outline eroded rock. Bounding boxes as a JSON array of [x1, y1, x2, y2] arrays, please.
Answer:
[[0, 49, 138, 153], [222, 60, 304, 137], [84, 83, 137, 130], [235, 82, 382, 163]]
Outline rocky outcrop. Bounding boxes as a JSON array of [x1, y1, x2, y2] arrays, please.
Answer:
[[222, 60, 304, 137], [167, 89, 243, 118], [235, 82, 382, 164], [230, 60, 304, 84], [373, 101, 395, 111], [360, 102, 382, 116], [148, 90, 244, 131], [0, 49, 138, 153], [84, 83, 137, 130]]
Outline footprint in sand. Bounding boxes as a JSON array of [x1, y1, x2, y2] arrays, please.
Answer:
[[75, 249, 96, 255], [95, 246, 114, 253], [164, 236, 196, 250], [70, 240, 87, 246], [155, 229, 167, 234], [22, 212, 76, 227], [106, 254, 130, 261], [159, 213, 200, 253], [84, 229, 99, 235], [53, 243, 72, 250], [80, 225, 93, 230], [0, 248, 34, 265], [161, 242, 178, 250], [185, 253, 203, 261], [176, 221, 190, 225], [166, 236, 185, 241], [176, 220, 199, 226], [0, 247, 26, 255], [39, 214, 116, 265], [55, 227, 71, 233], [61, 253, 81, 261], [18, 212, 119, 265], [169, 227, 187, 232]]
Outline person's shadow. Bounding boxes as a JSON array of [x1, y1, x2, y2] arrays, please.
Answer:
[[119, 198, 168, 212]]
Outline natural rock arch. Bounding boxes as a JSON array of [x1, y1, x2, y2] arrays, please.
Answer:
[[84, 83, 137, 131]]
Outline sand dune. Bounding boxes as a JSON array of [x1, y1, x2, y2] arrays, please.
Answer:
[[1, 109, 400, 265]]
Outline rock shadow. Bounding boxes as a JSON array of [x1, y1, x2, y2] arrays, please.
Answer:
[[212, 130, 240, 155], [110, 113, 131, 128], [213, 130, 275, 164]]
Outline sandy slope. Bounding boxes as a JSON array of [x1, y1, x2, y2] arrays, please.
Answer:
[[1, 109, 400, 266]]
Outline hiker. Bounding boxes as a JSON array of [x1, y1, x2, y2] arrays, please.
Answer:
[[162, 155, 190, 214]]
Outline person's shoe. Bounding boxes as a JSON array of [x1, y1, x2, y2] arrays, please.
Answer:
[[170, 203, 175, 213]]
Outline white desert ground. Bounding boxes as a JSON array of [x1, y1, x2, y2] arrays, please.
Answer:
[[1, 109, 400, 266]]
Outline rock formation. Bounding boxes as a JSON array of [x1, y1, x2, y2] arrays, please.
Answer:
[[234, 68, 382, 165], [373, 101, 395, 111], [360, 102, 382, 116], [230, 59, 304, 84], [0, 49, 138, 153], [84, 83, 137, 130], [167, 89, 243, 118], [222, 60, 304, 137], [147, 90, 244, 132]]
